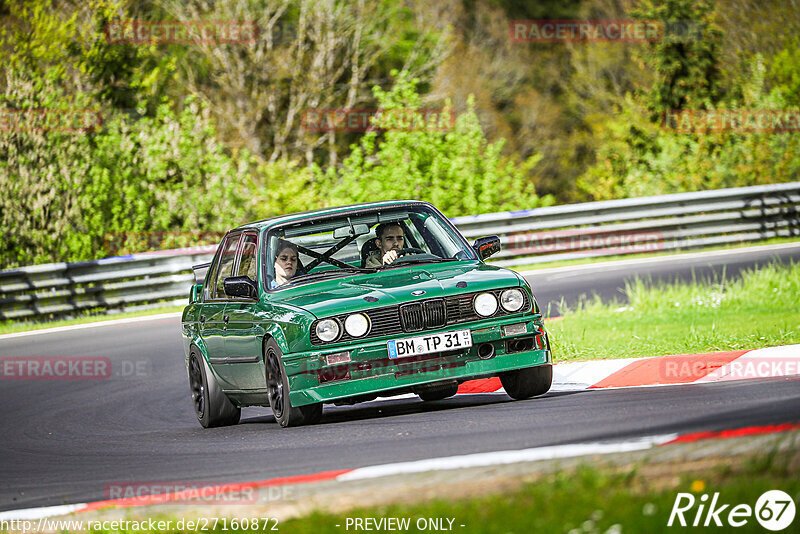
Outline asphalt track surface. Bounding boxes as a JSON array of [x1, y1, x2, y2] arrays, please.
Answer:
[[1, 244, 799, 512]]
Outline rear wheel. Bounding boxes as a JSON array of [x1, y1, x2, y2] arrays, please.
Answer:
[[416, 381, 459, 401], [500, 365, 552, 400], [265, 339, 322, 427], [188, 351, 241, 428]]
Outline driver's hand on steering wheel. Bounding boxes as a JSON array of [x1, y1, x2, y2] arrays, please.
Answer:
[[382, 249, 399, 265]]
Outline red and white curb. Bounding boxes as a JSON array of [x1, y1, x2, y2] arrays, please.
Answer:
[[454, 344, 800, 395], [2, 422, 798, 522]]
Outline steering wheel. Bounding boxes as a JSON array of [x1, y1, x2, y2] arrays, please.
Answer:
[[395, 247, 426, 256]]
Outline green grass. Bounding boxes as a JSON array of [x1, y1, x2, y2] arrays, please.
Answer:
[[507, 236, 800, 272], [549, 261, 800, 360], [0, 305, 184, 335]]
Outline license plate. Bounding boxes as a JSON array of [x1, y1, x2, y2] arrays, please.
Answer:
[[387, 329, 472, 359]]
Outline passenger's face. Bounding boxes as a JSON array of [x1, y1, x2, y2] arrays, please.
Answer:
[[376, 226, 404, 253], [275, 247, 298, 279]]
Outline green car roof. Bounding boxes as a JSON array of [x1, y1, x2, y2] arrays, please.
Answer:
[[232, 199, 432, 232]]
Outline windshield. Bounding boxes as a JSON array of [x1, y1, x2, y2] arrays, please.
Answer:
[[263, 204, 476, 290]]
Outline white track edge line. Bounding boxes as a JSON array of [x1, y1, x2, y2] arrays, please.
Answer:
[[0, 503, 86, 521], [519, 241, 800, 276], [0, 312, 183, 340], [336, 434, 678, 481]]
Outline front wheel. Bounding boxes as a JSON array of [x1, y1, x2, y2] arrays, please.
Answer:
[[188, 351, 241, 428], [500, 365, 552, 400], [265, 339, 322, 427]]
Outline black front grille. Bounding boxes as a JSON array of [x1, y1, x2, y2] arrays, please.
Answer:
[[445, 294, 475, 324], [366, 306, 403, 338], [400, 299, 446, 332], [310, 289, 531, 345], [424, 299, 446, 328], [400, 303, 424, 332]]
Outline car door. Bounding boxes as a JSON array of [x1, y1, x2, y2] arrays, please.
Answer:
[[199, 232, 241, 385], [215, 231, 265, 390]]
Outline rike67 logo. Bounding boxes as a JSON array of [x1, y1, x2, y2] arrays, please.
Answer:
[[668, 490, 796, 531]]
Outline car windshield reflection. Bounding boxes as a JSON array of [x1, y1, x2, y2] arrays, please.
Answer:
[[266, 205, 474, 289]]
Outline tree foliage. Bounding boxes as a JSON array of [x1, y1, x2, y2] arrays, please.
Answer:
[[1, 0, 799, 268], [317, 72, 550, 216]]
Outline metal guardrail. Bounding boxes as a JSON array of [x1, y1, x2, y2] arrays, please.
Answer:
[[0, 250, 216, 321], [452, 181, 800, 267], [1, 183, 798, 321]]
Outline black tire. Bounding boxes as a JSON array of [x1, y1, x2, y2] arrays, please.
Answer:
[[188, 351, 241, 428], [499, 364, 552, 400], [416, 381, 459, 401], [265, 339, 322, 427]]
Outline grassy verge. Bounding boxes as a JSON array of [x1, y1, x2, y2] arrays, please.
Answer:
[[506, 236, 800, 272], [277, 450, 798, 534], [0, 305, 185, 335], [548, 261, 800, 360], [65, 442, 799, 533]]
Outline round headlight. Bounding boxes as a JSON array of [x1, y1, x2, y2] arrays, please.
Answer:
[[500, 289, 524, 312], [315, 319, 340, 342], [474, 292, 498, 317], [344, 313, 370, 337]]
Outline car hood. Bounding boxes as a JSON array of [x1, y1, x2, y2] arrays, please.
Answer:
[[272, 261, 522, 318]]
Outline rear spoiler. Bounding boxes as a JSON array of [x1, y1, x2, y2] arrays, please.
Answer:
[[192, 262, 211, 285]]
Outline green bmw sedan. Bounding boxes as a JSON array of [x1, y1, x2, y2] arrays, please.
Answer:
[[182, 200, 552, 428]]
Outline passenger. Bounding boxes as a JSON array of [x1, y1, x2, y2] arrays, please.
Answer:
[[365, 222, 405, 267], [271, 239, 299, 288]]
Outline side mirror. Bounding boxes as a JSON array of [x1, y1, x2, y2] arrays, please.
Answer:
[[189, 283, 203, 303], [224, 276, 258, 300], [472, 236, 501, 260], [192, 262, 211, 285]]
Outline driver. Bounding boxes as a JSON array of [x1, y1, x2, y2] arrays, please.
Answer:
[[365, 222, 405, 267], [271, 239, 299, 288]]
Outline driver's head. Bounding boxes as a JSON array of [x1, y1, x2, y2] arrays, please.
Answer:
[[374, 223, 404, 254], [274, 239, 299, 280]]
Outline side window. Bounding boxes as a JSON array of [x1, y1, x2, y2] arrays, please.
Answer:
[[236, 233, 258, 282], [212, 234, 241, 299]]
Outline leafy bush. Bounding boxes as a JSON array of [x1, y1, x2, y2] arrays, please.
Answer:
[[317, 72, 551, 217], [0, 68, 255, 267]]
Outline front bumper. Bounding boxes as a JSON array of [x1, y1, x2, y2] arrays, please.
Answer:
[[285, 314, 551, 406]]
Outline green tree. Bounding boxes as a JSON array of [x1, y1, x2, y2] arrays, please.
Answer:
[[318, 72, 551, 217], [632, 0, 724, 116]]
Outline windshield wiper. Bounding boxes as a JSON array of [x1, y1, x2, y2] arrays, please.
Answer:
[[286, 266, 377, 285]]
